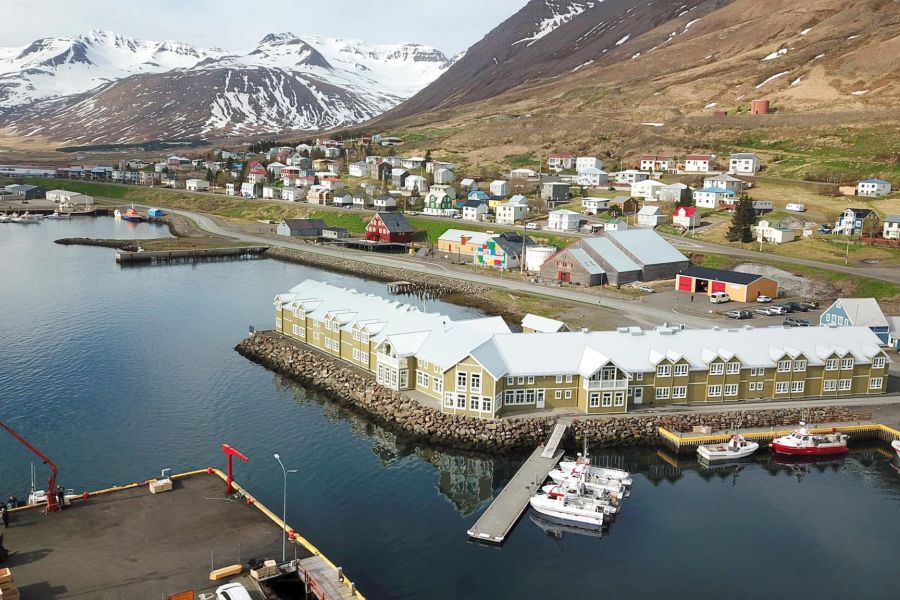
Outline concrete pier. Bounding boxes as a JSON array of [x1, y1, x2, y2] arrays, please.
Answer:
[[466, 421, 568, 544], [116, 246, 268, 264]]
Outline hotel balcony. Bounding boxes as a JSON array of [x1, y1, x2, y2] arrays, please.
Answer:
[[583, 379, 628, 391]]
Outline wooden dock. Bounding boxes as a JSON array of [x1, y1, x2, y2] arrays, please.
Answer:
[[467, 421, 568, 544]]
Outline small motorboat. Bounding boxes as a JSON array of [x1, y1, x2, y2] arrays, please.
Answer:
[[121, 207, 143, 222], [0, 213, 11, 223], [892, 440, 900, 458], [114, 208, 122, 219], [697, 434, 759, 462], [770, 422, 849, 456], [547, 468, 628, 500], [44, 211, 71, 220], [11, 211, 41, 223], [540, 483, 619, 517], [558, 453, 632, 486], [529, 485, 606, 529]]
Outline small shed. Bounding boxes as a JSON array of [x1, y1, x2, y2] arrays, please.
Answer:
[[147, 208, 165, 218]]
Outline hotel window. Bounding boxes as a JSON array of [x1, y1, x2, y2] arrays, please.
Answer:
[[292, 307, 304, 318], [555, 390, 562, 400], [433, 378, 443, 393], [505, 390, 514, 402], [708, 385, 722, 397], [565, 375, 573, 384], [870, 377, 883, 390], [275, 318, 282, 329], [589, 393, 600, 407], [434, 365, 440, 374], [525, 389, 536, 403], [456, 372, 467, 391], [793, 360, 806, 372], [840, 358, 854, 370], [674, 364, 688, 377], [655, 387, 670, 400], [727, 362, 741, 375], [556, 375, 563, 384], [565, 390, 572, 399], [481, 397, 492, 412], [528, 376, 535, 384], [657, 365, 671, 377], [517, 377, 525, 385], [416, 371, 428, 387], [791, 381, 805, 393], [839, 379, 852, 391], [352, 329, 360, 341], [360, 333, 369, 344], [614, 392, 625, 407], [470, 397, 480, 410], [825, 359, 839, 371], [775, 382, 789, 394], [873, 357, 886, 369], [454, 394, 465, 409], [361, 352, 368, 363], [635, 372, 643, 381], [824, 380, 837, 392], [444, 393, 454, 408], [601, 393, 613, 407], [352, 348, 360, 361], [673, 386, 687, 399], [507, 377, 514, 385], [709, 363, 724, 376], [724, 384, 739, 397], [777, 360, 791, 373], [515, 390, 526, 404], [471, 373, 481, 393]]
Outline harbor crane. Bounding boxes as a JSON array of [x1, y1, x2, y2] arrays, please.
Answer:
[[0, 419, 59, 513]]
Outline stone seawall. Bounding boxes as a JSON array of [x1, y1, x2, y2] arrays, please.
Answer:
[[236, 330, 873, 454]]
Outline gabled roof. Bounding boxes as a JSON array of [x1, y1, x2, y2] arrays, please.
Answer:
[[373, 212, 412, 233], [567, 247, 605, 275], [281, 218, 326, 230], [438, 229, 492, 245], [602, 229, 686, 266], [705, 174, 744, 182], [674, 206, 698, 216], [521, 314, 568, 333], [829, 298, 889, 328], [686, 154, 711, 160], [860, 179, 890, 184], [679, 266, 764, 286], [638, 205, 662, 215], [885, 215, 900, 224]]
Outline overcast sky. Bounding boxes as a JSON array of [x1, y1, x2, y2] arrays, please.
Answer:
[[1, 0, 526, 55]]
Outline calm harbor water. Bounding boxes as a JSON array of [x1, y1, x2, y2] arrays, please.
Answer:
[[1, 218, 898, 599]]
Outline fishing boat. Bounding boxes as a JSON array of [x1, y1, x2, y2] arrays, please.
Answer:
[[540, 483, 619, 517], [547, 467, 628, 500], [557, 454, 633, 487], [114, 208, 122, 219], [44, 211, 71, 220], [529, 485, 606, 529], [121, 207, 143, 222], [0, 214, 11, 223], [11, 211, 41, 223], [769, 422, 849, 456], [697, 434, 759, 462], [892, 440, 900, 458]]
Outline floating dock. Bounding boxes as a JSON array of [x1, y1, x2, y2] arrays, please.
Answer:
[[116, 246, 268, 264], [658, 421, 900, 454], [3, 468, 363, 599], [467, 420, 568, 544]]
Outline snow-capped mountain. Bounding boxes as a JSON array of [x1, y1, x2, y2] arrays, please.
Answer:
[[0, 31, 450, 143]]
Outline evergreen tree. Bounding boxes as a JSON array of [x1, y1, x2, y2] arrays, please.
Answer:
[[726, 195, 756, 243], [205, 167, 214, 182]]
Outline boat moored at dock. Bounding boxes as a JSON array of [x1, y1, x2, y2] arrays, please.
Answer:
[[121, 207, 143, 222], [557, 454, 633, 486], [697, 434, 759, 462], [44, 211, 71, 220], [770, 423, 849, 457], [540, 483, 619, 517], [547, 467, 628, 500], [529, 485, 606, 529], [892, 440, 900, 458], [11, 212, 41, 223]]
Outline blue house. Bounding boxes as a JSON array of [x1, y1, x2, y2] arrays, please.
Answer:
[[819, 298, 890, 345], [833, 207, 878, 235], [468, 190, 490, 203]]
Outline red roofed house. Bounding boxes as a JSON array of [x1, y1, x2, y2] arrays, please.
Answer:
[[684, 155, 714, 173], [672, 206, 700, 229], [547, 154, 575, 170], [247, 162, 268, 184], [364, 212, 414, 243]]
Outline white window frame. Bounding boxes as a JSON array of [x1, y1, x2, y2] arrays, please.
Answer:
[[709, 363, 725, 376], [655, 387, 670, 400], [527, 376, 535, 384], [873, 357, 886, 369], [840, 358, 854, 370], [825, 359, 839, 371], [707, 384, 722, 397], [726, 362, 740, 375], [674, 364, 688, 377], [777, 360, 791, 373], [793, 360, 806, 372], [456, 394, 466, 409], [471, 373, 482, 394], [564, 390, 572, 399], [839, 378, 852, 391], [870, 377, 883, 390], [555, 390, 562, 400], [790, 381, 805, 393], [672, 386, 687, 399], [433, 377, 443, 393], [589, 392, 600, 408], [444, 393, 454, 408], [724, 384, 738, 397], [635, 372, 643, 381], [657, 364, 671, 377], [555, 375, 563, 384], [456, 372, 467, 392], [565, 375, 573, 384], [823, 379, 837, 391], [507, 376, 514, 385], [601, 393, 612, 408], [775, 382, 789, 394]]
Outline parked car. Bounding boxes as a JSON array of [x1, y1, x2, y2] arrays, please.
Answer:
[[525, 223, 539, 230], [753, 307, 773, 316], [726, 309, 752, 320], [800, 301, 820, 310], [756, 295, 772, 303], [818, 224, 833, 234], [784, 301, 808, 312], [710, 292, 731, 304], [451, 214, 462, 219], [638, 286, 655, 294], [768, 305, 788, 315], [216, 583, 252, 600], [784, 317, 811, 327], [776, 304, 795, 313]]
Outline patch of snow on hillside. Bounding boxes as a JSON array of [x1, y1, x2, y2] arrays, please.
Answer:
[[790, 76, 802, 86], [683, 18, 700, 33], [572, 60, 594, 72], [755, 71, 790, 89], [811, 53, 825, 62], [704, 102, 717, 109], [641, 122, 664, 127], [851, 90, 868, 96], [847, 35, 859, 40], [762, 48, 788, 61], [704, 54, 713, 60], [513, 1, 593, 47], [616, 34, 630, 46], [799, 27, 812, 36], [631, 53, 641, 59]]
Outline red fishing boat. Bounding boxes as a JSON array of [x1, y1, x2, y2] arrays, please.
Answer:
[[769, 422, 849, 456], [121, 207, 143, 223]]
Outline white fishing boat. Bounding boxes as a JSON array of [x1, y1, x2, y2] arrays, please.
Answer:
[[697, 434, 759, 462], [114, 208, 122, 219], [11, 211, 41, 223], [529, 485, 606, 529], [0, 214, 11, 223], [44, 211, 71, 220], [558, 452, 632, 486], [548, 468, 628, 500], [540, 483, 618, 516], [892, 440, 900, 458]]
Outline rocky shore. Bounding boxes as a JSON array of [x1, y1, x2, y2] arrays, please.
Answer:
[[54, 237, 136, 249], [236, 330, 873, 454]]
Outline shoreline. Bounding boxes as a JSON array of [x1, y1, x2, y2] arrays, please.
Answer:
[[236, 330, 874, 454]]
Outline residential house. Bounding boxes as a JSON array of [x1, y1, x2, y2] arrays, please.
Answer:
[[857, 179, 892, 197], [375, 162, 392, 182], [547, 209, 581, 232], [267, 162, 286, 177], [139, 172, 160, 185], [333, 192, 354, 208], [883, 215, 900, 240], [320, 177, 345, 191], [426, 161, 455, 173], [475, 232, 535, 270], [434, 167, 455, 184], [185, 179, 209, 192], [323, 147, 341, 158], [462, 200, 489, 222], [704, 174, 746, 194], [576, 156, 604, 172], [615, 170, 649, 185], [225, 183, 236, 196], [684, 155, 714, 172], [672, 206, 700, 229], [349, 161, 370, 177], [576, 168, 609, 188], [548, 154, 575, 170], [459, 178, 478, 193], [306, 186, 333, 205], [541, 182, 570, 206], [382, 156, 402, 168], [424, 188, 456, 216], [693, 187, 735, 209], [405, 175, 428, 194], [521, 314, 570, 333], [676, 267, 778, 302], [390, 169, 409, 188], [820, 298, 890, 345], [751, 219, 796, 243], [275, 280, 888, 418], [582, 197, 610, 215], [604, 219, 629, 231], [631, 179, 664, 201], [490, 180, 509, 198], [247, 163, 268, 184], [240, 182, 258, 198], [834, 208, 879, 235], [639, 155, 675, 172], [637, 205, 667, 228], [495, 202, 528, 225], [262, 186, 280, 199], [374, 194, 398, 211], [468, 190, 490, 203], [281, 187, 304, 202], [888, 317, 900, 351], [729, 153, 761, 175], [509, 168, 539, 179], [658, 182, 692, 204], [437, 229, 492, 257], [401, 157, 426, 170], [276, 219, 327, 237], [352, 194, 373, 209], [365, 212, 414, 243], [321, 227, 349, 240]]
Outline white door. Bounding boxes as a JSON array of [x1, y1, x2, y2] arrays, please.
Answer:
[[400, 369, 408, 390], [536, 389, 545, 409], [633, 388, 643, 405]]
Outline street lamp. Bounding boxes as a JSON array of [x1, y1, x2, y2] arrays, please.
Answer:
[[273, 453, 298, 562]]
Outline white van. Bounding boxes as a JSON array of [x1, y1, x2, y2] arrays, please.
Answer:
[[710, 292, 731, 304], [525, 222, 539, 230]]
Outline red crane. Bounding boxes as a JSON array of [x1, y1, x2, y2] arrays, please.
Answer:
[[221, 443, 249, 493], [0, 419, 59, 514]]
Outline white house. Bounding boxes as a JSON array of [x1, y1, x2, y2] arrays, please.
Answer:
[[262, 186, 280, 199], [510, 168, 538, 179], [548, 154, 575, 170], [267, 162, 286, 177], [547, 209, 580, 232], [631, 179, 664, 200], [751, 219, 796, 244], [615, 169, 649, 185], [604, 219, 629, 231], [658, 182, 692, 203], [693, 187, 734, 209], [507, 194, 529, 207], [582, 197, 610, 215], [185, 179, 209, 192], [729, 153, 761, 175], [576, 168, 609, 188], [672, 206, 700, 229], [281, 187, 303, 202], [462, 201, 489, 222], [704, 174, 746, 194], [490, 180, 509, 198], [459, 178, 478, 193], [240, 182, 257, 198], [496, 202, 528, 225], [834, 208, 879, 235], [401, 156, 426, 170], [684, 155, 714, 172], [434, 167, 455, 184], [576, 156, 604, 172], [639, 155, 676, 172], [857, 179, 892, 197], [374, 194, 397, 211], [352, 194, 372, 209], [883, 215, 900, 240], [348, 161, 370, 177], [225, 183, 236, 196], [333, 192, 353, 208], [636, 205, 667, 228], [405, 175, 428, 193]]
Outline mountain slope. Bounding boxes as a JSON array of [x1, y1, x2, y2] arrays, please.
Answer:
[[0, 31, 450, 144]]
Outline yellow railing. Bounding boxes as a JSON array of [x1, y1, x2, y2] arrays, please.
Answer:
[[659, 423, 898, 447]]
